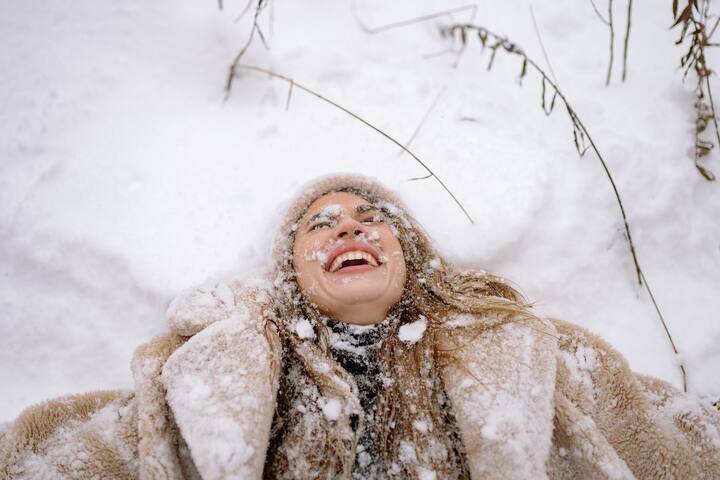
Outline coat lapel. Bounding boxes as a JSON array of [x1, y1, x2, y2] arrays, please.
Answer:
[[441, 314, 558, 480], [160, 314, 280, 480], [131, 333, 189, 480]]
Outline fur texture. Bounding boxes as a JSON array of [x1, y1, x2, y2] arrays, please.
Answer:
[[2, 174, 719, 479], [3, 287, 719, 479]]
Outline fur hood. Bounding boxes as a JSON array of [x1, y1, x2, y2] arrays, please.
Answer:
[[2, 174, 720, 479]]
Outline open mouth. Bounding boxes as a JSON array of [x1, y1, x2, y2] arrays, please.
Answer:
[[325, 244, 382, 274]]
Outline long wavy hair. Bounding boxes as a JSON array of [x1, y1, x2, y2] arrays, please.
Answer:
[[259, 175, 535, 479]]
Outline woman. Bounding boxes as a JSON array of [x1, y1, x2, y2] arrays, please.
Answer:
[[2, 174, 719, 479]]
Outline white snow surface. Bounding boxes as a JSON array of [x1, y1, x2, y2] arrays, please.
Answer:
[[2, 0, 720, 419]]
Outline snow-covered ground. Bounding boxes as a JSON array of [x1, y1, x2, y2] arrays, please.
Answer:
[[2, 0, 719, 420]]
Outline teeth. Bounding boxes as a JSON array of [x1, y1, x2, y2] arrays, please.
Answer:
[[328, 250, 379, 272]]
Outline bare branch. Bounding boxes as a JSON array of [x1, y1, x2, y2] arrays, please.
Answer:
[[225, 0, 270, 97], [351, 1, 477, 34], [622, 0, 633, 81], [398, 86, 447, 156], [606, 0, 615, 85], [589, 0, 610, 25], [529, 5, 560, 87], [673, 0, 718, 180]]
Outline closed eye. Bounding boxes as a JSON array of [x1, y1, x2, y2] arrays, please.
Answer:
[[361, 215, 383, 224], [309, 221, 333, 232]]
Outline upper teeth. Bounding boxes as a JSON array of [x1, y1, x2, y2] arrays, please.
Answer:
[[328, 251, 379, 272]]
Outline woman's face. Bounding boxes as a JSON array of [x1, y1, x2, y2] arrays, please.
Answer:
[[292, 192, 407, 325]]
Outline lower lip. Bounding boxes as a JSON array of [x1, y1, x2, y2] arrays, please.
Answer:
[[328, 264, 379, 274]]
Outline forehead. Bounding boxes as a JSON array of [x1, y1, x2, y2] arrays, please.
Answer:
[[301, 191, 370, 219]]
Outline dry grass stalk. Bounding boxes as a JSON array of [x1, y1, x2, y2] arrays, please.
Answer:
[[225, 0, 270, 97], [622, 0, 633, 80], [445, 23, 687, 391], [672, 0, 719, 181], [607, 0, 615, 85], [234, 64, 474, 224], [589, 0, 633, 84], [400, 85, 447, 159], [529, 5, 560, 86], [351, 2, 477, 35]]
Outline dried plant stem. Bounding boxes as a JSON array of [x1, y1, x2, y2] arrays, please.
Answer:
[[529, 5, 560, 86], [639, 271, 687, 392], [235, 65, 474, 224], [706, 74, 720, 150], [589, 0, 610, 23], [225, 0, 270, 97], [448, 23, 687, 391], [622, 0, 632, 80], [234, 0, 255, 22], [674, 0, 718, 180], [606, 0, 615, 85], [399, 85, 447, 157], [351, 1, 477, 34]]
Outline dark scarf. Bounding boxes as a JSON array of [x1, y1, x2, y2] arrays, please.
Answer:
[[326, 319, 388, 480]]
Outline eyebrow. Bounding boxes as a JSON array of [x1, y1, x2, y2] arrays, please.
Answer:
[[304, 204, 379, 228]]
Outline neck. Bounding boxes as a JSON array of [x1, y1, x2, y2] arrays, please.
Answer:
[[332, 305, 388, 326]]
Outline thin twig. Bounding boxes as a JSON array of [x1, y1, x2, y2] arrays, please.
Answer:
[[708, 15, 720, 38], [226, 0, 270, 97], [606, 0, 615, 85], [589, 0, 610, 24], [674, 0, 718, 180], [351, 1, 477, 34], [351, 1, 477, 70], [529, 5, 560, 87], [236, 65, 474, 224], [398, 86, 447, 157], [639, 270, 687, 392], [409, 174, 433, 181], [706, 74, 720, 157], [621, 0, 632, 81], [234, 0, 255, 22]]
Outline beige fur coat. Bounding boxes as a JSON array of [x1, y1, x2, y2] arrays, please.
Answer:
[[2, 281, 719, 479]]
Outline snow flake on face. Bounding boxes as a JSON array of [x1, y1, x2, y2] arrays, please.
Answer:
[[399, 316, 427, 344], [428, 257, 441, 269], [304, 249, 329, 264], [316, 203, 344, 221], [293, 318, 315, 339]]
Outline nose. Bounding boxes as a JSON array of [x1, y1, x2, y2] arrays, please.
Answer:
[[335, 215, 365, 239]]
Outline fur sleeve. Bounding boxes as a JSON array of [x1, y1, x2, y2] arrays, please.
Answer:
[[160, 309, 281, 480], [553, 319, 720, 479], [0, 391, 138, 480]]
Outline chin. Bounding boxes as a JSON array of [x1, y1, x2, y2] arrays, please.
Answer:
[[322, 265, 404, 303]]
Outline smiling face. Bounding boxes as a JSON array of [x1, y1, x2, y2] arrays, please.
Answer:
[[292, 192, 407, 325]]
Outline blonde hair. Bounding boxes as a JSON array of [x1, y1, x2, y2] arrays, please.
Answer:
[[261, 175, 534, 479]]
